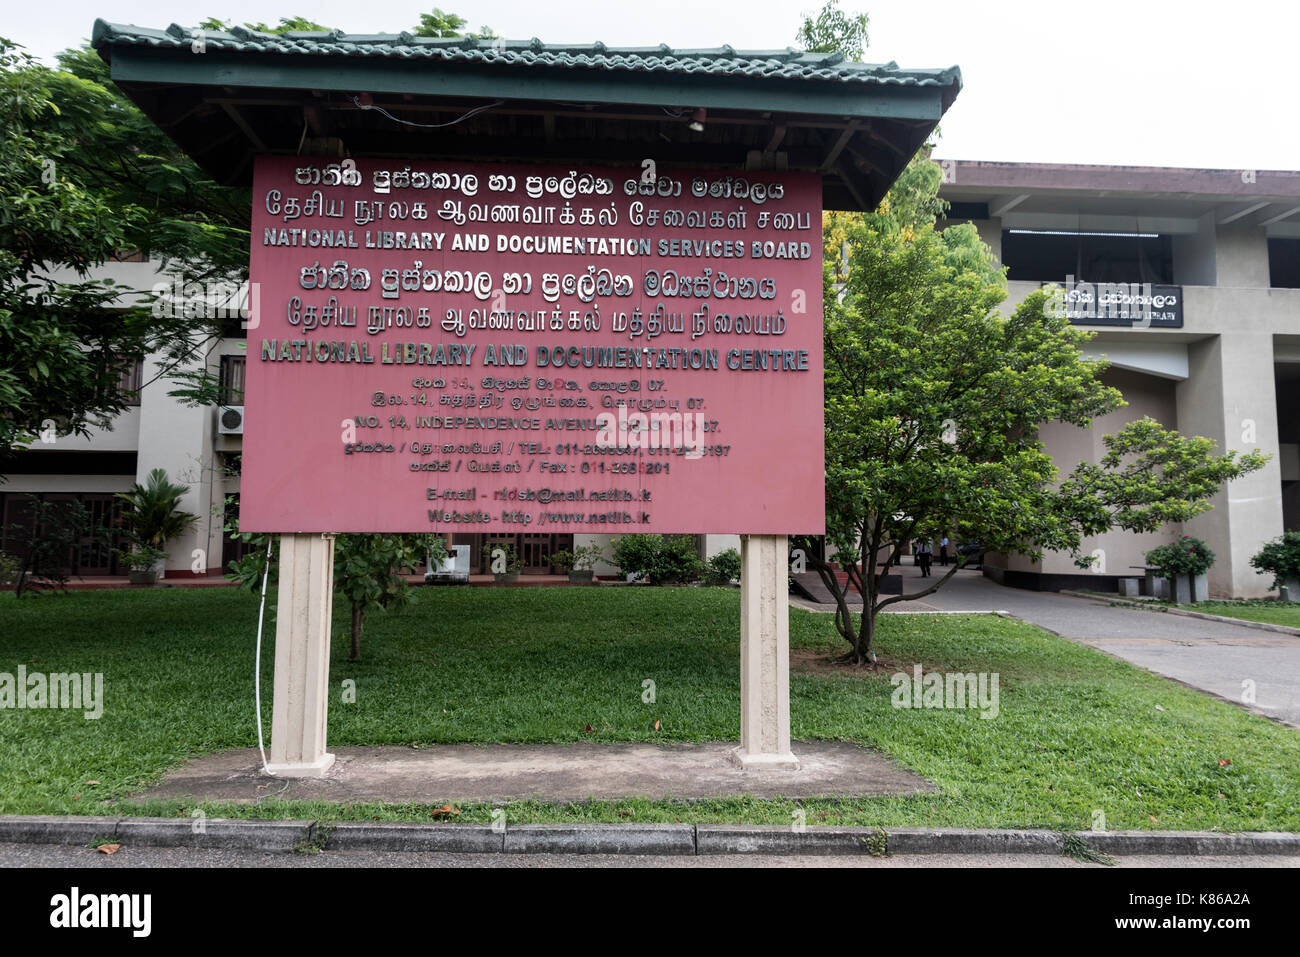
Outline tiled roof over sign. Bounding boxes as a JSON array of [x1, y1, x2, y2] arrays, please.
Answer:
[[91, 20, 962, 91], [90, 18, 962, 208]]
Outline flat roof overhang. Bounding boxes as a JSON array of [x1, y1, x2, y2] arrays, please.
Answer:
[[92, 21, 962, 211], [938, 159, 1300, 233]]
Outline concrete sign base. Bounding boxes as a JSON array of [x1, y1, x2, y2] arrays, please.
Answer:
[[268, 533, 336, 777]]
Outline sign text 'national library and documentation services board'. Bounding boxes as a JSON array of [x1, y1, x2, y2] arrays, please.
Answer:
[[241, 158, 825, 535]]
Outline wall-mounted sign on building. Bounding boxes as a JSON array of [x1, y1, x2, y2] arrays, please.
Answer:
[[1049, 276, 1184, 328], [242, 157, 826, 535]]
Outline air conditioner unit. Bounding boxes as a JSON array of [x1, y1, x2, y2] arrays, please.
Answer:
[[217, 405, 245, 435]]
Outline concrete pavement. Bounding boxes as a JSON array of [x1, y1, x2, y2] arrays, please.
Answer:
[[137, 741, 935, 805]]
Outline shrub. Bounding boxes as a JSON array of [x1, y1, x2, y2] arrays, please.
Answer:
[[656, 535, 706, 584], [705, 547, 742, 586], [118, 545, 168, 571], [1145, 535, 1215, 577], [3, 497, 104, 596], [611, 534, 659, 582], [611, 534, 705, 584], [572, 543, 605, 571], [490, 542, 523, 575], [549, 549, 575, 573], [1250, 531, 1300, 591]]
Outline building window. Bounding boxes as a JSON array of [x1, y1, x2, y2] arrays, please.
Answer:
[[117, 359, 143, 407], [218, 355, 246, 405], [1001, 229, 1173, 284], [1268, 238, 1300, 289]]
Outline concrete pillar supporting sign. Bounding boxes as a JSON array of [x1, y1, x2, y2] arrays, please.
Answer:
[[267, 532, 336, 777], [736, 534, 798, 770]]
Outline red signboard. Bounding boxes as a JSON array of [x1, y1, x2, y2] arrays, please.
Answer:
[[240, 157, 824, 534]]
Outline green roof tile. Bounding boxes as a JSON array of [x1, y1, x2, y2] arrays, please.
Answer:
[[91, 19, 961, 92]]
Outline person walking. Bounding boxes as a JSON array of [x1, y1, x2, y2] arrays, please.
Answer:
[[917, 540, 933, 578], [939, 536, 949, 567]]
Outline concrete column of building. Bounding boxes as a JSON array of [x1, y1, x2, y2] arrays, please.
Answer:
[[736, 534, 798, 769], [267, 532, 336, 776], [136, 350, 217, 577], [1176, 335, 1284, 598]]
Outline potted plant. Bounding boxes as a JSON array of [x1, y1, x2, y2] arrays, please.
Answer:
[[568, 544, 604, 584], [550, 549, 574, 577], [115, 468, 199, 581], [119, 545, 169, 585], [1250, 531, 1300, 602], [492, 543, 523, 583], [1145, 535, 1215, 603]]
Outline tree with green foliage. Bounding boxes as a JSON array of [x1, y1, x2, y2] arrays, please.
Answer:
[[198, 17, 329, 33], [791, 1, 1266, 664], [333, 533, 446, 659], [797, 193, 1267, 664], [413, 7, 496, 39], [3, 497, 103, 596], [796, 0, 869, 60], [2, 8, 502, 448], [0, 36, 253, 454], [226, 513, 446, 660]]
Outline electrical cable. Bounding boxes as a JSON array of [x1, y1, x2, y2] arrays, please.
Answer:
[[254, 537, 273, 775], [350, 96, 503, 128]]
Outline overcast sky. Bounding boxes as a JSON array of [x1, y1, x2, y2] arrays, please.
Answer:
[[11, 0, 1296, 170]]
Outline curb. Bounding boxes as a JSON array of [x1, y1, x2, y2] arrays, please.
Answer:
[[887, 828, 1063, 855], [327, 822, 504, 853], [504, 823, 695, 855], [1060, 590, 1300, 637], [697, 824, 887, 855], [2, 816, 1297, 857]]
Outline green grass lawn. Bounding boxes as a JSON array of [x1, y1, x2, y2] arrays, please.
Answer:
[[1173, 600, 1300, 628], [1, 586, 1297, 831]]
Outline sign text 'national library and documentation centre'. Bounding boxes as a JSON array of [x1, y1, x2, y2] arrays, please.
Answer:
[[241, 158, 826, 535]]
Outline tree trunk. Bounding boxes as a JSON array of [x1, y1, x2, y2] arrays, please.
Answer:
[[849, 567, 879, 663], [855, 605, 877, 663], [350, 603, 364, 660]]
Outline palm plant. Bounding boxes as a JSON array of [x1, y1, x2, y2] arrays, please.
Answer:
[[116, 469, 199, 553]]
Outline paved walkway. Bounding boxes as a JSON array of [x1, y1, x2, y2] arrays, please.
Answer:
[[140, 741, 934, 805], [795, 564, 1300, 729]]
